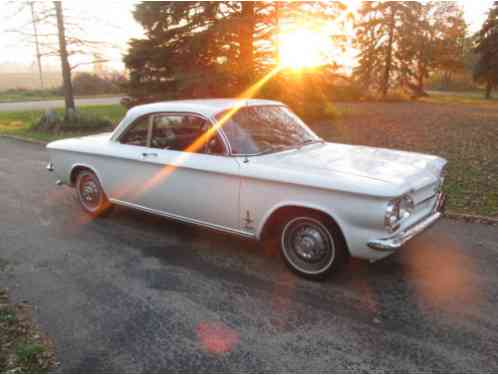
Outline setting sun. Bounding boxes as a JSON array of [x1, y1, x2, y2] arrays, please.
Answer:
[[278, 28, 331, 69]]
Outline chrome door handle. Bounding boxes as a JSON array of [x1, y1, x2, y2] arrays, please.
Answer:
[[141, 152, 158, 158]]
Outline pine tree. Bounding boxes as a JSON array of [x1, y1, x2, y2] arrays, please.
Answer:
[[355, 1, 466, 97], [474, 1, 498, 99], [400, 2, 466, 95], [124, 2, 279, 99], [125, 1, 350, 101], [124, 2, 228, 99], [354, 1, 419, 97], [433, 2, 466, 89]]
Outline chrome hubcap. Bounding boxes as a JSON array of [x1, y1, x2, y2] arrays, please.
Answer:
[[79, 176, 100, 210], [282, 217, 335, 275], [82, 181, 98, 202], [293, 226, 327, 262]]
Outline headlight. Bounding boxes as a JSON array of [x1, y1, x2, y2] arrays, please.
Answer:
[[385, 194, 414, 233]]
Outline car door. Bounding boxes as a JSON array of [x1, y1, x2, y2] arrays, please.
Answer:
[[108, 112, 241, 231]]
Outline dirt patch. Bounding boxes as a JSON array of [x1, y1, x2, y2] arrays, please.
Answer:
[[0, 289, 56, 373]]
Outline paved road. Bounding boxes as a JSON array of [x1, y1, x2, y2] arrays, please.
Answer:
[[1, 137, 497, 372], [0, 97, 122, 112]]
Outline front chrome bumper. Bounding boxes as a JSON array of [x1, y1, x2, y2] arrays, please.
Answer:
[[367, 193, 446, 252]]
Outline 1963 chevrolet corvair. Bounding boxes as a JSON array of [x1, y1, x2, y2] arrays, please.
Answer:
[[46, 99, 447, 279]]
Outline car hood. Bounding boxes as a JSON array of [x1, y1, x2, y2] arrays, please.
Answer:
[[254, 142, 447, 194]]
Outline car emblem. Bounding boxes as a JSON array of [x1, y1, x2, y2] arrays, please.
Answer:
[[243, 210, 254, 231]]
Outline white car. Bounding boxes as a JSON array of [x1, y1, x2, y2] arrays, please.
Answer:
[[46, 99, 447, 279]]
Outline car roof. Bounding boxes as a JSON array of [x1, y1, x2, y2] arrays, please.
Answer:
[[126, 98, 284, 119]]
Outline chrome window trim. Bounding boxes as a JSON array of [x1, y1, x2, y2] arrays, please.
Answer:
[[210, 105, 321, 158], [117, 114, 152, 147], [119, 111, 230, 156]]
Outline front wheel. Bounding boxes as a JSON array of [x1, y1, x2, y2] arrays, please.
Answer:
[[75, 170, 112, 217], [279, 213, 348, 280]]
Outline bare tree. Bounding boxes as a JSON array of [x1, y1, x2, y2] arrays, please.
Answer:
[[29, 2, 44, 89], [4, 1, 112, 116], [54, 1, 75, 113]]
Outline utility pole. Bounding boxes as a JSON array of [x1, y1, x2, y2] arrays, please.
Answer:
[[30, 2, 44, 89], [54, 1, 75, 115]]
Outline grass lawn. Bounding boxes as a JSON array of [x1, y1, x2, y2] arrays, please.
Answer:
[[320, 101, 498, 218], [422, 90, 498, 106], [0, 99, 496, 217], [0, 104, 126, 142]]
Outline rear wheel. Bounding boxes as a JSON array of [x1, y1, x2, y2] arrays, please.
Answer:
[[278, 212, 348, 280], [75, 170, 112, 217]]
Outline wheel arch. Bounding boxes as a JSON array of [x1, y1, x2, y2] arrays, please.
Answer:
[[69, 163, 103, 188], [257, 203, 350, 255]]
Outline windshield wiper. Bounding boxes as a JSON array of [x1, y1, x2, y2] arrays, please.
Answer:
[[256, 145, 288, 155], [255, 140, 324, 156], [297, 139, 325, 149]]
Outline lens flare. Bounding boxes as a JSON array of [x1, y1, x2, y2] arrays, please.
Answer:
[[196, 321, 239, 355], [279, 28, 331, 69], [126, 65, 282, 200], [402, 234, 482, 314]]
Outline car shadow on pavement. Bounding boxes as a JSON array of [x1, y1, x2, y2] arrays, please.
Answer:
[[98, 205, 475, 328]]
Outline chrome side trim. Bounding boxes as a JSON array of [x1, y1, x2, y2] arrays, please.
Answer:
[[416, 193, 436, 207], [367, 193, 446, 252], [108, 198, 256, 239]]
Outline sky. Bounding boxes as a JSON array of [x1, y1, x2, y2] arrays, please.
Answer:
[[0, 0, 494, 74]]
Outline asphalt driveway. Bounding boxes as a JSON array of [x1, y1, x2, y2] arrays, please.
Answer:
[[0, 137, 497, 372]]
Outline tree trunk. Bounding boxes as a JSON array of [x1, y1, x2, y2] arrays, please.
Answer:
[[239, 2, 255, 88], [381, 8, 396, 98], [417, 59, 425, 94], [442, 71, 452, 90], [54, 1, 75, 116], [485, 81, 492, 99]]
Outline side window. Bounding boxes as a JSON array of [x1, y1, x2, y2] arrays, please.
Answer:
[[120, 116, 150, 147], [150, 114, 225, 155]]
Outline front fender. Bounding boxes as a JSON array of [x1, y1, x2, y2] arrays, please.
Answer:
[[256, 200, 348, 241]]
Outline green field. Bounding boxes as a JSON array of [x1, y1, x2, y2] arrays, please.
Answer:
[[0, 98, 496, 218]]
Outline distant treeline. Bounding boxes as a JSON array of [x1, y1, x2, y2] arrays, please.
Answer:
[[0, 72, 62, 91], [0, 72, 126, 97], [122, 1, 498, 116]]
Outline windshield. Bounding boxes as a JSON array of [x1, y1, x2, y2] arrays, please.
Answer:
[[215, 106, 320, 155]]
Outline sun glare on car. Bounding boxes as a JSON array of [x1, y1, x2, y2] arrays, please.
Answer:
[[278, 28, 331, 69]]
